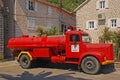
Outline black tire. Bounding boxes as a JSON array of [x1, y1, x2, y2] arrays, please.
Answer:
[[19, 54, 33, 69], [81, 56, 100, 74]]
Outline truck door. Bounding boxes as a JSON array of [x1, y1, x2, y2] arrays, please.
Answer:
[[66, 34, 81, 58]]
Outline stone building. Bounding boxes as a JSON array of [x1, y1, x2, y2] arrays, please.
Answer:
[[75, 0, 120, 43], [0, 0, 76, 59], [15, 0, 76, 36]]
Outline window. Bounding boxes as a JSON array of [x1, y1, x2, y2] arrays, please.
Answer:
[[108, 18, 120, 28], [48, 7, 52, 15], [111, 19, 117, 28], [98, 20, 105, 25], [61, 24, 66, 32], [26, 0, 37, 11], [86, 20, 97, 30], [28, 17, 35, 30], [82, 34, 91, 43], [70, 34, 80, 42], [47, 21, 52, 29], [100, 1, 105, 8], [96, 0, 108, 9], [89, 21, 94, 29]]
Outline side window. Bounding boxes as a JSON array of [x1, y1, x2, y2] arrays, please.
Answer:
[[70, 34, 80, 42]]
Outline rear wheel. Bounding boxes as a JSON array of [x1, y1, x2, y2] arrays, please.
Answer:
[[19, 54, 33, 69], [81, 56, 100, 74]]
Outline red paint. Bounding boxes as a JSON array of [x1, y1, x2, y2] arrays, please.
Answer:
[[7, 27, 114, 66]]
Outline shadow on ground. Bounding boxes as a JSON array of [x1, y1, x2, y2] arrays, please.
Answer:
[[0, 71, 91, 80], [100, 64, 116, 74], [39, 63, 116, 74]]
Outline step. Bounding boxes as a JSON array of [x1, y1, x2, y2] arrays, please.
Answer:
[[65, 61, 78, 64]]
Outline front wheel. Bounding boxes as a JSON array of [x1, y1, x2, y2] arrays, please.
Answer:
[[19, 54, 33, 69], [81, 56, 100, 74]]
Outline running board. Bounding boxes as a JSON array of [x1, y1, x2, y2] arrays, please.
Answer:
[[65, 61, 78, 64]]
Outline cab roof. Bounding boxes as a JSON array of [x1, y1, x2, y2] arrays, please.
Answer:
[[66, 30, 88, 35]]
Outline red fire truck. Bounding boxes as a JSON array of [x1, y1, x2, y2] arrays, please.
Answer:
[[7, 29, 114, 74]]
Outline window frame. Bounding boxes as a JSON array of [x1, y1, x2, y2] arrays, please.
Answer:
[[47, 21, 52, 29], [99, 0, 105, 9], [26, 0, 37, 11], [70, 34, 80, 42], [108, 18, 120, 28], [89, 21, 95, 29], [86, 20, 97, 30], [96, 0, 108, 10], [111, 19, 117, 28], [61, 24, 66, 32], [48, 7, 52, 15], [28, 17, 35, 30]]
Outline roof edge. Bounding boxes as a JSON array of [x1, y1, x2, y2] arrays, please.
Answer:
[[36, 0, 75, 17], [74, 0, 90, 12]]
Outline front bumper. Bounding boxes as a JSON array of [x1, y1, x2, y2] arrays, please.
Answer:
[[102, 60, 115, 65]]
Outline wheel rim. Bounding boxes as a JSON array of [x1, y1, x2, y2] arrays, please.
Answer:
[[85, 60, 95, 71], [20, 56, 30, 67], [22, 57, 29, 66]]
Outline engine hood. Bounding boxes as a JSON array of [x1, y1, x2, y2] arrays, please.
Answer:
[[84, 43, 114, 60], [85, 43, 111, 49]]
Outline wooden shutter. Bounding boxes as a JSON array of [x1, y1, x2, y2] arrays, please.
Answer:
[[96, 1, 99, 9], [117, 18, 120, 28], [94, 20, 97, 29], [105, 0, 108, 9], [86, 21, 89, 30]]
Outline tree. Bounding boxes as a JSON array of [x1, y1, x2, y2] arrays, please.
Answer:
[[111, 31, 120, 59], [99, 27, 120, 59], [99, 27, 113, 43], [46, 0, 85, 12]]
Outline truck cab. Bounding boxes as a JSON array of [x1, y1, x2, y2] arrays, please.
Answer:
[[65, 30, 90, 58], [64, 30, 114, 74]]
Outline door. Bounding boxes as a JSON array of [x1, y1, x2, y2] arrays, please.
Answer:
[[66, 34, 81, 58]]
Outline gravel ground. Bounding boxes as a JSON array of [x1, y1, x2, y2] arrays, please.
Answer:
[[0, 61, 120, 80]]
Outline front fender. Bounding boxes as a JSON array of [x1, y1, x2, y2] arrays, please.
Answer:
[[79, 52, 104, 65]]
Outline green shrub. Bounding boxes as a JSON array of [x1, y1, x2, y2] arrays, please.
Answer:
[[36, 26, 58, 36]]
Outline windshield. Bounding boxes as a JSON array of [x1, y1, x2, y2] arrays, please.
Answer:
[[82, 34, 91, 43]]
